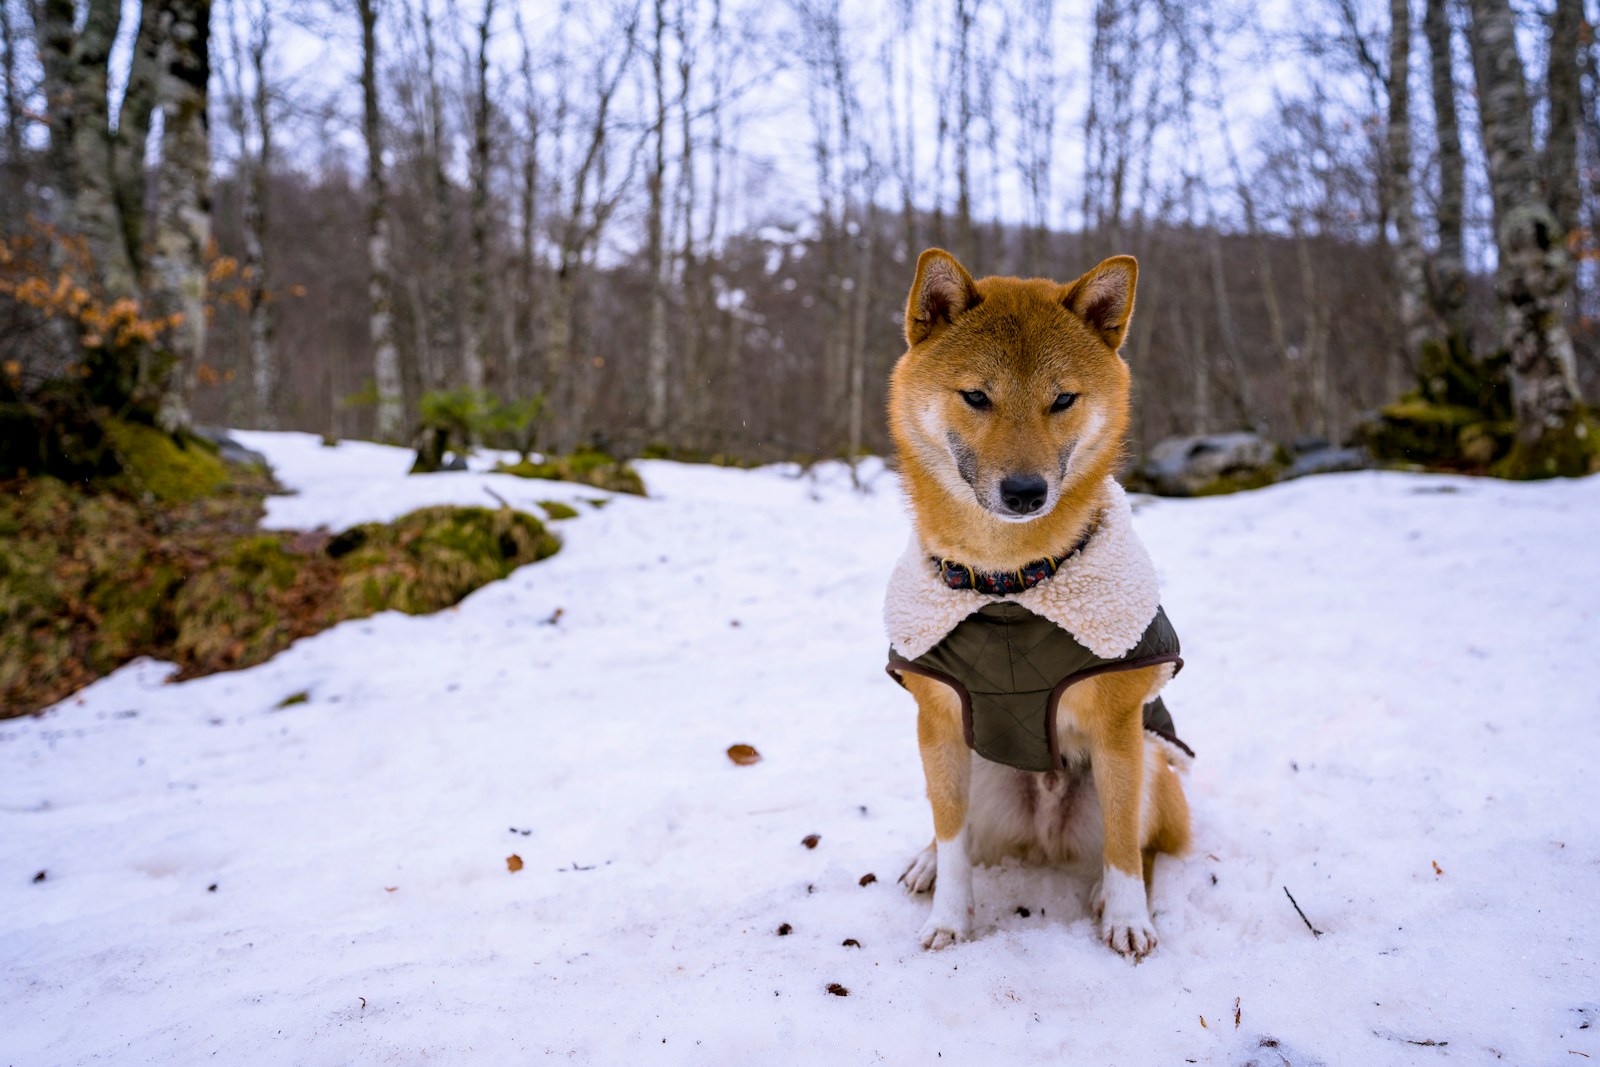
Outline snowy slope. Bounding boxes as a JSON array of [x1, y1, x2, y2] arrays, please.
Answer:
[[2, 432, 1597, 1066]]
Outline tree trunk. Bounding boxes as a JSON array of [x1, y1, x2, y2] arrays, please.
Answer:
[[359, 0, 404, 441], [144, 0, 212, 435], [1, 1, 22, 221], [1385, 0, 1433, 383], [644, 0, 670, 438], [512, 6, 539, 402], [1422, 0, 1468, 341], [245, 1, 276, 429], [1466, 0, 1590, 477], [464, 0, 493, 395], [36, 0, 140, 298], [1544, 0, 1583, 242]]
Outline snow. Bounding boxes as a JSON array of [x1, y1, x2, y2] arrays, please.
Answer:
[[3, 432, 1598, 1065]]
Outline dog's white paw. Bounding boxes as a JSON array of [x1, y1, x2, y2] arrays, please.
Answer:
[[900, 843, 937, 893], [1090, 867, 1157, 961], [918, 916, 969, 950]]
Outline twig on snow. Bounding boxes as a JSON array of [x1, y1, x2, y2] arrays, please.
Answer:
[[483, 486, 513, 510], [1283, 886, 1323, 938]]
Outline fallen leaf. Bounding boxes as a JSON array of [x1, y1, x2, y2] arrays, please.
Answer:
[[858, 873, 877, 886], [207, 883, 218, 892], [1235, 997, 1242, 1028], [777, 923, 793, 936], [32, 870, 46, 884], [1432, 860, 1443, 876], [506, 854, 524, 873], [842, 938, 861, 948], [1015, 906, 1031, 917], [826, 983, 849, 997], [384, 886, 398, 893], [1200, 1015, 1208, 1029], [801, 834, 820, 849], [727, 743, 761, 766]]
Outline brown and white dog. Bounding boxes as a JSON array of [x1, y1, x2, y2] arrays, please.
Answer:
[[884, 249, 1191, 959]]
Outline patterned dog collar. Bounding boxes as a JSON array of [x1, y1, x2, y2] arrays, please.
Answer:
[[932, 521, 1098, 595]]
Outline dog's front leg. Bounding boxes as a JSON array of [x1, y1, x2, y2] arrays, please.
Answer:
[[1080, 673, 1159, 960], [906, 674, 973, 949]]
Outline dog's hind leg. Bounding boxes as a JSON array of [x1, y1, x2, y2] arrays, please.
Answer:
[[904, 673, 973, 949], [900, 838, 937, 893]]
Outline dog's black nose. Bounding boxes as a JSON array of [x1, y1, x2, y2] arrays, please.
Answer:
[[1000, 474, 1048, 515]]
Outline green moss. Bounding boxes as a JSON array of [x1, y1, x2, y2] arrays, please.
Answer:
[[275, 690, 310, 708], [495, 448, 646, 496], [104, 420, 228, 503], [1490, 410, 1600, 480], [1190, 465, 1285, 497], [332, 506, 560, 617], [1, 469, 563, 716], [539, 500, 580, 521]]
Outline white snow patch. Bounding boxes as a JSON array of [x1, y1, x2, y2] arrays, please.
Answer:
[[2, 436, 1598, 1064]]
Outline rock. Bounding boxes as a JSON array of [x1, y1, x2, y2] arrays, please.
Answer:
[[1136, 432, 1286, 497], [1286, 445, 1370, 479], [192, 425, 270, 469]]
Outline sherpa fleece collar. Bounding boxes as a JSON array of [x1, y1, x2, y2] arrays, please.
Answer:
[[883, 477, 1161, 661]]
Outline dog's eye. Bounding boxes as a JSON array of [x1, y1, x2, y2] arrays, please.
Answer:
[[1051, 392, 1078, 413], [960, 390, 991, 410]]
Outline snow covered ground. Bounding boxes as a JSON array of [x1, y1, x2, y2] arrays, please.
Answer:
[[3, 431, 1597, 1065]]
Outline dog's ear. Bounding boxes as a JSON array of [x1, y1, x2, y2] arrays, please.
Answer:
[[1064, 256, 1138, 351], [906, 249, 981, 346]]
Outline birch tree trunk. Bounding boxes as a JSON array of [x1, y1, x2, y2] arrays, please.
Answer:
[[512, 6, 538, 402], [36, 0, 140, 298], [1466, 0, 1591, 477], [1385, 0, 1433, 383], [1544, 0, 1583, 243], [644, 0, 670, 438], [464, 0, 492, 395], [144, 0, 212, 434], [359, 0, 405, 441], [1, 1, 22, 220], [1422, 0, 1468, 342]]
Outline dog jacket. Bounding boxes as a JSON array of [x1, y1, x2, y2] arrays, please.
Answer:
[[883, 477, 1191, 773]]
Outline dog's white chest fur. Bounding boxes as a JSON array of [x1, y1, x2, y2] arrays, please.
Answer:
[[882, 477, 1162, 661]]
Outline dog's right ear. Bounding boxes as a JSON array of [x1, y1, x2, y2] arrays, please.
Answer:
[[906, 249, 981, 346]]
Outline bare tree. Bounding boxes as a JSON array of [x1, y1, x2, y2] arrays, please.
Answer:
[[224, 0, 277, 428], [1466, 0, 1589, 476], [358, 0, 404, 440], [1422, 0, 1468, 342], [1384, 0, 1432, 374], [1, 1, 23, 219], [644, 0, 670, 437], [463, 0, 493, 394]]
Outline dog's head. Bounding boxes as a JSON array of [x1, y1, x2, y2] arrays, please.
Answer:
[[888, 248, 1136, 523]]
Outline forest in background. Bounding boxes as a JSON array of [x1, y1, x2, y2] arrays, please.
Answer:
[[1, 0, 1596, 468]]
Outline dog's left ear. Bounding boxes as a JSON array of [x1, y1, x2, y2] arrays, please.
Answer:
[[1064, 256, 1138, 351]]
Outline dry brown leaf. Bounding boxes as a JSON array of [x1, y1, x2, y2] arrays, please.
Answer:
[[506, 854, 524, 873], [1432, 860, 1443, 876], [826, 983, 849, 997], [801, 834, 820, 849], [777, 923, 793, 936], [858, 873, 877, 886], [726, 743, 761, 766]]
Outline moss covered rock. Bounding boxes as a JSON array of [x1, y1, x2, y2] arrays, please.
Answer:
[[0, 472, 562, 717], [332, 506, 559, 616], [495, 448, 646, 496]]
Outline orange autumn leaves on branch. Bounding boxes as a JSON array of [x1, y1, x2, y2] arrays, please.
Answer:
[[0, 222, 302, 364], [0, 227, 179, 352]]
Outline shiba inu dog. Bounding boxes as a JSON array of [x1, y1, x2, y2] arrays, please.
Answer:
[[883, 249, 1192, 959]]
